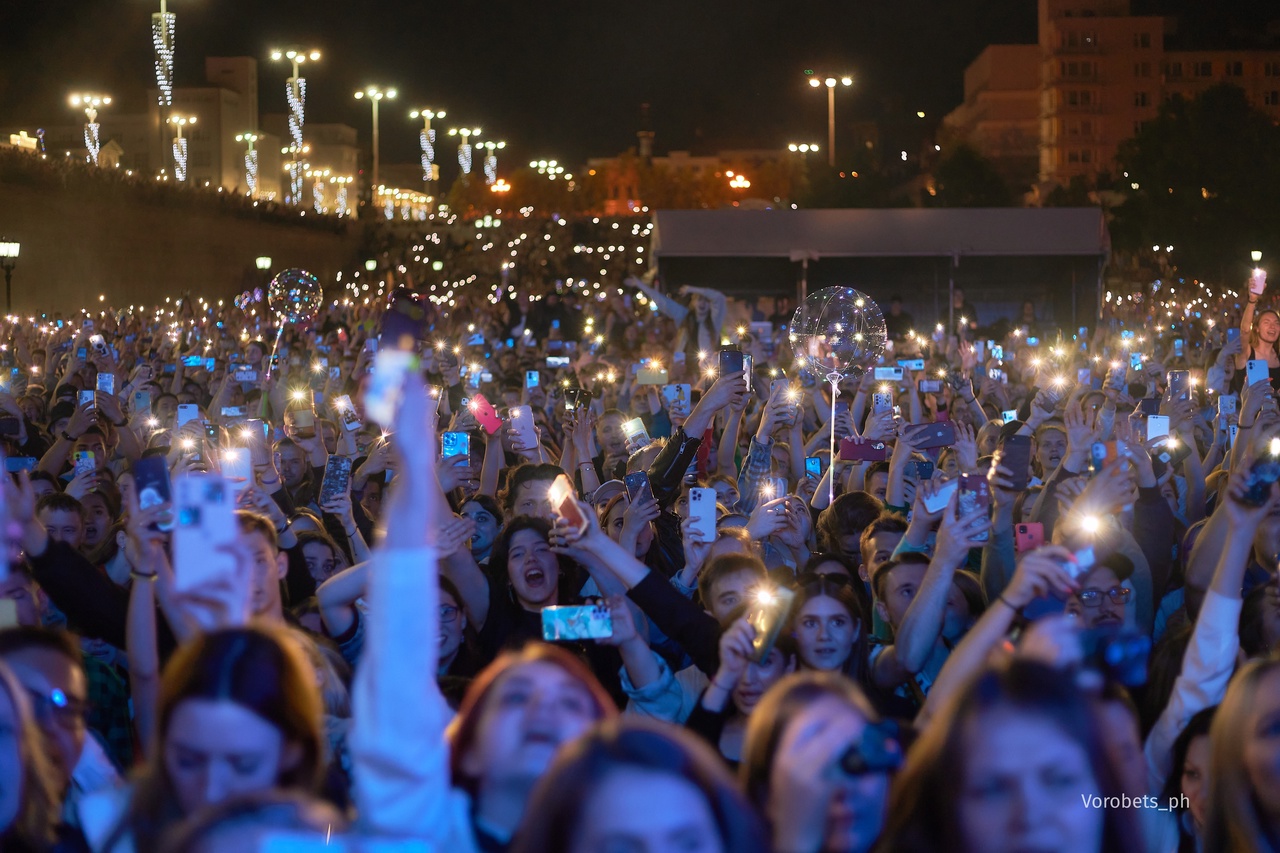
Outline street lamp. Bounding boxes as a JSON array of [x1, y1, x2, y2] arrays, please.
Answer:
[[410, 107, 445, 187], [168, 114, 196, 182], [448, 127, 481, 179], [787, 142, 821, 154], [269, 48, 322, 205], [491, 179, 511, 194], [531, 159, 569, 181], [364, 259, 377, 272], [0, 240, 19, 313], [805, 72, 853, 167], [354, 85, 396, 193], [480, 140, 506, 186], [236, 132, 260, 198], [69, 93, 111, 166], [1253, 250, 1264, 263], [255, 256, 272, 271], [305, 167, 331, 213]]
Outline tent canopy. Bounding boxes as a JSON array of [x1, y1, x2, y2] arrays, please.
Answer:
[[650, 208, 1109, 260]]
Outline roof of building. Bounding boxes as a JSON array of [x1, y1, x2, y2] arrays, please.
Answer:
[[650, 207, 1109, 259]]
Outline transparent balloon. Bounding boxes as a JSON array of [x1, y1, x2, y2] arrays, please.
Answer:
[[268, 269, 323, 324], [788, 287, 887, 379]]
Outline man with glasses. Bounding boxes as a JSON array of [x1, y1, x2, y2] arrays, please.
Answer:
[[1065, 553, 1135, 629]]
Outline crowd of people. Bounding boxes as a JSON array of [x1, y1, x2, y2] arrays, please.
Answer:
[[0, 257, 1278, 853]]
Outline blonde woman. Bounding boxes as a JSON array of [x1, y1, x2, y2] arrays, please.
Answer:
[[1204, 653, 1280, 852], [0, 659, 61, 851]]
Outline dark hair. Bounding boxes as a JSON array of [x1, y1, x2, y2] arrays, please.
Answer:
[[499, 462, 563, 514], [0, 625, 84, 668], [697, 554, 768, 613], [1160, 706, 1215, 816], [0, 660, 60, 848], [859, 512, 908, 563], [878, 661, 1142, 853], [110, 626, 325, 851], [871, 552, 931, 602], [35, 491, 84, 520], [511, 717, 768, 853], [447, 643, 616, 797], [817, 491, 885, 555], [461, 493, 504, 528]]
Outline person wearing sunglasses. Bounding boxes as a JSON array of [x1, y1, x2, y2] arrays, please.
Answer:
[[1065, 554, 1135, 630]]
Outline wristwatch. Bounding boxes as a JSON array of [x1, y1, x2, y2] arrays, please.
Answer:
[[60, 430, 75, 442]]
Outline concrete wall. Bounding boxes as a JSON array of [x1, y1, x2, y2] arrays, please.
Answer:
[[0, 181, 361, 312]]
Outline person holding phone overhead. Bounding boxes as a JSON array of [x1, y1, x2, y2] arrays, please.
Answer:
[[1232, 267, 1280, 392]]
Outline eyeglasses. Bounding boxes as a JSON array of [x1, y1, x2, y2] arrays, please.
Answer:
[[1077, 586, 1131, 607], [440, 605, 461, 623], [24, 686, 88, 730]]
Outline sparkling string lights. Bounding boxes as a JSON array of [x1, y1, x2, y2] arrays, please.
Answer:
[[151, 1, 176, 108], [449, 127, 481, 179], [69, 93, 111, 166], [168, 114, 195, 182], [481, 140, 505, 186], [410, 108, 445, 187], [270, 49, 321, 205], [236, 132, 260, 198]]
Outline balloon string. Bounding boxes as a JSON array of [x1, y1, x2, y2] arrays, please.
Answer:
[[261, 321, 286, 420], [828, 372, 841, 507]]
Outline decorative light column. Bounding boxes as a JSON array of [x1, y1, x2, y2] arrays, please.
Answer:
[[306, 167, 331, 213], [0, 240, 19, 313], [236, 132, 260, 197], [269, 48, 321, 204], [152, 0, 176, 109], [448, 126, 481, 182], [168, 114, 195, 182], [480, 140, 505, 186], [69, 93, 111, 166], [410, 107, 445, 188]]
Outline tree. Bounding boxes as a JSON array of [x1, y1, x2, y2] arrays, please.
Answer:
[[926, 144, 1012, 207], [1111, 83, 1280, 282]]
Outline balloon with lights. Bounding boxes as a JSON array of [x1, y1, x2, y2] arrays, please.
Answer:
[[789, 287, 888, 503], [265, 268, 323, 382]]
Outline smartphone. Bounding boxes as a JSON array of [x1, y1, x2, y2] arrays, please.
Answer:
[[872, 392, 893, 415], [78, 389, 95, 412], [1146, 415, 1170, 441], [902, 422, 957, 449], [874, 367, 904, 382], [839, 438, 889, 462], [1230, 423, 1240, 449], [636, 366, 669, 385], [96, 373, 115, 395], [176, 403, 200, 427], [182, 355, 203, 368], [998, 433, 1033, 491], [72, 451, 95, 478], [76, 347, 87, 360], [331, 394, 362, 432], [991, 345, 1004, 361], [688, 487, 718, 541], [897, 358, 925, 371], [957, 474, 991, 542], [662, 384, 692, 416], [133, 456, 174, 532], [231, 363, 258, 383], [1015, 522, 1045, 554], [1228, 327, 1242, 344], [747, 585, 796, 663], [220, 447, 253, 494], [509, 405, 538, 450], [220, 406, 247, 419], [548, 473, 588, 537], [546, 356, 570, 368], [921, 478, 959, 514], [1002, 409, 1018, 424], [1130, 353, 1144, 372], [172, 474, 239, 594], [1168, 370, 1190, 401], [1138, 398, 1161, 417], [805, 456, 823, 479], [1218, 394, 1238, 422], [4, 457, 36, 473], [918, 379, 944, 394], [89, 334, 109, 359], [1247, 359, 1271, 387], [363, 350, 419, 427], [285, 406, 316, 439], [1075, 368, 1092, 386], [442, 430, 471, 460], [468, 393, 504, 436], [621, 417, 652, 455], [624, 471, 653, 503], [988, 368, 1007, 384], [1241, 446, 1280, 506], [319, 456, 353, 505], [541, 604, 613, 641], [1173, 338, 1184, 358], [1026, 336, 1039, 347], [718, 348, 744, 378], [904, 459, 934, 482], [525, 370, 540, 389], [1153, 436, 1193, 468]]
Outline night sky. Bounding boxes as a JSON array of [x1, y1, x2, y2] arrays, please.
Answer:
[[2, 0, 1276, 168]]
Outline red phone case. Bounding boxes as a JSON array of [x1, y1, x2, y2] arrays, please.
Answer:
[[1014, 522, 1045, 553], [904, 422, 956, 449], [839, 438, 889, 462], [469, 394, 503, 435]]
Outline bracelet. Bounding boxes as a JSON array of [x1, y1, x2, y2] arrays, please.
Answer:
[[275, 522, 289, 534], [130, 570, 157, 582], [579, 462, 594, 469], [343, 528, 357, 538], [711, 677, 737, 692], [996, 594, 1019, 612]]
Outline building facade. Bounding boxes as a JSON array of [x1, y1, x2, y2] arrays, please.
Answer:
[[944, 0, 1280, 197]]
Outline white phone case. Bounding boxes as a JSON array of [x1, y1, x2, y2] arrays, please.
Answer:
[[688, 488, 718, 541], [172, 474, 240, 595], [922, 479, 959, 515]]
